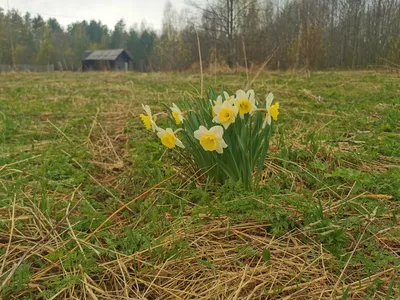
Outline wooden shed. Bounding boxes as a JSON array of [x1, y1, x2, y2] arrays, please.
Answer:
[[81, 49, 132, 72]]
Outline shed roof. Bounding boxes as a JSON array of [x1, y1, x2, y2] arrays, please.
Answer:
[[82, 49, 132, 61]]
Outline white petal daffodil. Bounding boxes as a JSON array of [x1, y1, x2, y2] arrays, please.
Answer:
[[234, 89, 257, 119], [263, 92, 280, 128], [211, 91, 234, 116], [140, 104, 158, 132], [212, 100, 238, 129], [156, 128, 185, 149], [194, 125, 228, 154], [170, 103, 184, 125]]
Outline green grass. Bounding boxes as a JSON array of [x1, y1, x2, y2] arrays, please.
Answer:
[[0, 71, 399, 299]]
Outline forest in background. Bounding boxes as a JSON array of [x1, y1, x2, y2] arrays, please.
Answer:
[[1, 0, 400, 71]]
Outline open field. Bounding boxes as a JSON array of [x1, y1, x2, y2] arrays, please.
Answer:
[[0, 71, 399, 299]]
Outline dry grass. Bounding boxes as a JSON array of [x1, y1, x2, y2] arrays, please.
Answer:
[[1, 200, 397, 299]]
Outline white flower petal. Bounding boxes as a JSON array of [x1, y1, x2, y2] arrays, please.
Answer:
[[199, 125, 208, 134], [267, 115, 272, 126], [214, 95, 224, 106], [156, 128, 166, 138], [236, 89, 246, 98], [194, 130, 202, 140], [266, 93, 274, 107], [171, 103, 181, 113], [176, 138, 185, 149], [216, 146, 224, 154], [232, 105, 239, 116], [215, 140, 227, 154], [227, 96, 235, 105], [247, 89, 255, 101], [220, 139, 228, 148], [151, 121, 159, 132], [209, 125, 224, 138], [142, 104, 152, 117], [221, 122, 230, 129], [223, 91, 230, 100], [213, 105, 222, 114], [222, 101, 232, 109], [194, 125, 208, 140]]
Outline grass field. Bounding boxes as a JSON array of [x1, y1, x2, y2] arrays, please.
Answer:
[[0, 71, 399, 299]]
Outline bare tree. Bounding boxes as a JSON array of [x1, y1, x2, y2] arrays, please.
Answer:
[[186, 0, 258, 68]]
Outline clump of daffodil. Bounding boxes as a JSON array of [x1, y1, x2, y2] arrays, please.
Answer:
[[212, 100, 238, 129], [234, 89, 257, 118], [139, 87, 280, 191], [157, 128, 185, 149], [170, 103, 184, 125], [194, 125, 227, 154], [140, 104, 158, 132], [263, 92, 280, 128]]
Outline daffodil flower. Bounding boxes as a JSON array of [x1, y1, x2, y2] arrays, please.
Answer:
[[212, 100, 238, 129], [170, 103, 184, 125], [140, 104, 158, 132], [211, 92, 234, 116], [157, 128, 185, 149], [263, 92, 280, 128], [194, 125, 228, 154], [234, 89, 257, 118]]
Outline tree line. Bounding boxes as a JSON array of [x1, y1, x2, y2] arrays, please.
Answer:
[[1, 0, 400, 71]]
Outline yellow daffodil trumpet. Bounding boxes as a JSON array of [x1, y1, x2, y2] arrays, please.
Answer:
[[157, 128, 185, 149]]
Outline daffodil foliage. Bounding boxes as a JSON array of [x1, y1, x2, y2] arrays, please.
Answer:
[[140, 87, 279, 190]]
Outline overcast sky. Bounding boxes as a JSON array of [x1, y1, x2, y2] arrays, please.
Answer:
[[1, 0, 187, 30]]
